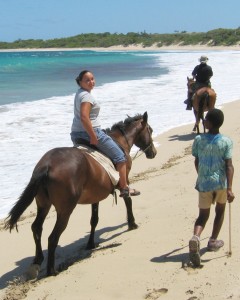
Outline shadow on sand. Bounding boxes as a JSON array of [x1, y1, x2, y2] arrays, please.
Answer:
[[151, 241, 229, 269], [0, 222, 128, 289], [168, 132, 196, 142]]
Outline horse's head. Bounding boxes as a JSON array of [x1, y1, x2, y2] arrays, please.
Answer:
[[133, 112, 157, 159], [107, 112, 157, 159]]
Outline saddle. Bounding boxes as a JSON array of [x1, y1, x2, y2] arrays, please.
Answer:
[[75, 137, 98, 151], [75, 138, 120, 186], [75, 137, 126, 160]]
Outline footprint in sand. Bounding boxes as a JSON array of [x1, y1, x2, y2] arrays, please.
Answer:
[[145, 288, 168, 299]]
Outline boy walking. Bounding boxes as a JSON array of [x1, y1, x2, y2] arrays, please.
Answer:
[[189, 108, 235, 266]]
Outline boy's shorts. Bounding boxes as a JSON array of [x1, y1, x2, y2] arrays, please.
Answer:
[[198, 189, 227, 209]]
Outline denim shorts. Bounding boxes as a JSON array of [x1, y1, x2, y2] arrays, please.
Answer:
[[71, 128, 126, 164]]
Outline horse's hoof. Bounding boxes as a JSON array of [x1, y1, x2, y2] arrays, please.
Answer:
[[86, 242, 97, 250], [128, 223, 138, 230], [47, 268, 59, 277], [24, 264, 41, 280]]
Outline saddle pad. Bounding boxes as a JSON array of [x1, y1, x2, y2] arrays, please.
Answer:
[[77, 145, 119, 186]]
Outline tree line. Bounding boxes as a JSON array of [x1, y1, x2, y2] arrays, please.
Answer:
[[0, 28, 239, 49]]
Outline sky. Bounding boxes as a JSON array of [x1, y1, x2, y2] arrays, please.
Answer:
[[0, 0, 239, 42]]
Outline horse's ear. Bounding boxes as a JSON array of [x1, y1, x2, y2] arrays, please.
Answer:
[[187, 76, 189, 80], [142, 112, 148, 125]]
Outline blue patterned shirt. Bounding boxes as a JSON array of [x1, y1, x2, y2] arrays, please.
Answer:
[[192, 133, 233, 192]]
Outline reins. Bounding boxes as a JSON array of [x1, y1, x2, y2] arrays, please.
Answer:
[[117, 126, 131, 149], [131, 144, 152, 161], [117, 124, 153, 161]]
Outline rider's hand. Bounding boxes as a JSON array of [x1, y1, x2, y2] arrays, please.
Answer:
[[90, 135, 98, 145]]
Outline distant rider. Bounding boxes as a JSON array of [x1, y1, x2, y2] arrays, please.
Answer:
[[185, 55, 213, 110]]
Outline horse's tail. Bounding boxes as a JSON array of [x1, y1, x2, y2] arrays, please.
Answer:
[[4, 166, 49, 232]]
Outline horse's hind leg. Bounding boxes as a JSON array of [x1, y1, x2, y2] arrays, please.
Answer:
[[123, 196, 138, 230], [31, 203, 51, 266], [193, 109, 200, 133], [47, 208, 75, 276], [86, 203, 99, 250]]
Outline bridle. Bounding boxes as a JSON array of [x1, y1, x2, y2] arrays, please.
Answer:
[[132, 126, 153, 160], [117, 125, 153, 161]]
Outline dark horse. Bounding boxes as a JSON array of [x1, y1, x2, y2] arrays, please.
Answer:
[[5, 112, 157, 277], [187, 77, 216, 134]]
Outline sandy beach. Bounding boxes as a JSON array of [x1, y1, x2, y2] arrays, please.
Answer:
[[0, 98, 240, 300]]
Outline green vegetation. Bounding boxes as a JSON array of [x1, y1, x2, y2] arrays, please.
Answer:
[[0, 28, 239, 49]]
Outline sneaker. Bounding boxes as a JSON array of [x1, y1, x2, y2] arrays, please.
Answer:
[[207, 239, 224, 252], [189, 236, 201, 267]]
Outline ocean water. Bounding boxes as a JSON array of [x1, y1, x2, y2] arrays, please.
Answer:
[[0, 49, 240, 219]]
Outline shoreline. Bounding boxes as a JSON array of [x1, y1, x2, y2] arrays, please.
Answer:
[[0, 44, 240, 52], [0, 99, 239, 223]]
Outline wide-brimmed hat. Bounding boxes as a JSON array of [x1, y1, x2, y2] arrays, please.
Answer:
[[199, 55, 208, 63]]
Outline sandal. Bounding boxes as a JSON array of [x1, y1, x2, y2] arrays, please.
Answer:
[[189, 236, 201, 267], [207, 239, 224, 252], [119, 187, 141, 197]]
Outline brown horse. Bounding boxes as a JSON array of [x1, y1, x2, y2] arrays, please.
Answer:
[[4, 112, 157, 277], [187, 77, 216, 134]]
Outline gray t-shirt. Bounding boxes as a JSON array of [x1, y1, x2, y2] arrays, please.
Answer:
[[71, 88, 101, 132]]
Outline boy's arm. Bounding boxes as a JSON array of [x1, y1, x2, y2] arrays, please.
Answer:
[[194, 157, 199, 173], [225, 158, 235, 202]]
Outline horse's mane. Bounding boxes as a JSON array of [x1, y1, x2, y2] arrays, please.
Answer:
[[105, 114, 143, 133]]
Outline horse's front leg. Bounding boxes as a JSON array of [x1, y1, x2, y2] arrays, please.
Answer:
[[86, 203, 99, 250], [123, 195, 138, 230]]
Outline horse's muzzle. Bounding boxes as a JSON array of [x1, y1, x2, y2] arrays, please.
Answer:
[[145, 145, 157, 159]]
